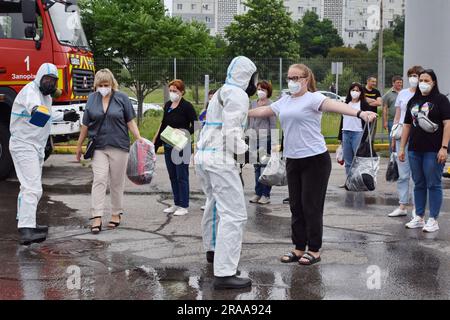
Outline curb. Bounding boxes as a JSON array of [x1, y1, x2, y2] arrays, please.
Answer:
[[54, 144, 390, 155]]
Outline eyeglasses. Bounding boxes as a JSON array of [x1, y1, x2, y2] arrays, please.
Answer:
[[286, 76, 307, 83]]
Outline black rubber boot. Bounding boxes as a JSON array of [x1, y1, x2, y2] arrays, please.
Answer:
[[36, 225, 49, 233], [213, 275, 252, 290], [206, 251, 214, 263], [18, 228, 47, 246]]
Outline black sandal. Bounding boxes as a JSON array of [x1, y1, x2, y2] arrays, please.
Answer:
[[280, 251, 302, 263], [90, 216, 102, 234], [299, 252, 321, 266], [108, 213, 122, 229]]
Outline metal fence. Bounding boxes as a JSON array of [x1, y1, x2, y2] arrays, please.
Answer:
[[94, 56, 396, 141]]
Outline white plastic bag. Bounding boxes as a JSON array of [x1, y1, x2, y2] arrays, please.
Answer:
[[390, 123, 403, 140], [258, 152, 287, 186], [127, 138, 156, 185], [336, 145, 344, 165]]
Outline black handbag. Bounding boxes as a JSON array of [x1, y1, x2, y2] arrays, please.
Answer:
[[84, 92, 115, 160]]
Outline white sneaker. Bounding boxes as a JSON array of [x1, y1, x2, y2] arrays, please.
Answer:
[[258, 196, 271, 205], [201, 205, 206, 211], [249, 195, 261, 203], [173, 208, 188, 216], [388, 207, 408, 217], [163, 206, 178, 214], [405, 216, 425, 229], [423, 218, 439, 233]]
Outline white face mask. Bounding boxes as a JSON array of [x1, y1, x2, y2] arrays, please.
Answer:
[[169, 92, 181, 102], [419, 82, 432, 95], [97, 87, 111, 97], [409, 77, 419, 88], [351, 90, 361, 100], [288, 80, 302, 95], [257, 90, 267, 99]]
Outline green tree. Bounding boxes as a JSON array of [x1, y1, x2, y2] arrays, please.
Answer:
[[296, 11, 343, 58], [322, 67, 363, 96], [79, 0, 217, 123], [225, 0, 298, 60]]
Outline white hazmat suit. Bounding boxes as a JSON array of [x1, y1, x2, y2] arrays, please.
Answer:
[[9, 63, 65, 229], [195, 56, 257, 277]]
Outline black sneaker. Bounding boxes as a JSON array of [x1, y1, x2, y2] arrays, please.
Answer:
[[18, 228, 47, 246], [213, 275, 252, 290], [282, 197, 290, 204]]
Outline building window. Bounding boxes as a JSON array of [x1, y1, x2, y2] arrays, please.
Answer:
[[203, 4, 209, 11], [206, 16, 211, 23], [177, 4, 182, 10], [298, 6, 304, 14], [312, 7, 317, 13], [349, 32, 354, 38], [191, 4, 196, 10]]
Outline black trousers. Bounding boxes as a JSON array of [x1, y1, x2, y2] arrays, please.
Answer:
[[286, 151, 332, 252]]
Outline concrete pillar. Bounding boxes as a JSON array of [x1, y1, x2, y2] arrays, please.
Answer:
[[404, 0, 450, 95]]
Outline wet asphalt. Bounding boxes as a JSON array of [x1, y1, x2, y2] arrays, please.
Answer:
[[0, 155, 449, 300]]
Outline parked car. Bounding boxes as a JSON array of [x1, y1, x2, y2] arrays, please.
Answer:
[[129, 97, 162, 116], [318, 91, 346, 102]]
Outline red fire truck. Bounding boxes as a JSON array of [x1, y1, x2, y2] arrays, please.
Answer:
[[0, 0, 94, 180]]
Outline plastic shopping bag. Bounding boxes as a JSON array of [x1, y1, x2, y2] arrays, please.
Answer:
[[336, 145, 344, 165], [345, 122, 380, 192], [127, 138, 156, 185], [386, 152, 399, 182], [258, 152, 287, 187]]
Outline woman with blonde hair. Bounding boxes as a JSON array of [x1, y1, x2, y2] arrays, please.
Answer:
[[76, 68, 144, 234], [249, 64, 377, 265]]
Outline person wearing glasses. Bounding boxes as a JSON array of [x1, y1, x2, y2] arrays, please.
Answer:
[[249, 64, 378, 266]]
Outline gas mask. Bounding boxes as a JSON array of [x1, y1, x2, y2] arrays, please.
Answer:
[[245, 72, 258, 97], [39, 75, 58, 96]]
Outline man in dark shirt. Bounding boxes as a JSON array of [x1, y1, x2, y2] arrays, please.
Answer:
[[364, 75, 382, 113]]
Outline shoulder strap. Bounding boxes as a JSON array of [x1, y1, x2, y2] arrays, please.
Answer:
[[95, 91, 115, 137]]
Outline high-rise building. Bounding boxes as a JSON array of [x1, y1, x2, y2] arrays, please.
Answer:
[[172, 0, 216, 34], [171, 0, 405, 48]]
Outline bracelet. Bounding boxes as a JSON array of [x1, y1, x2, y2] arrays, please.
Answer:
[[356, 110, 362, 119], [442, 145, 448, 150]]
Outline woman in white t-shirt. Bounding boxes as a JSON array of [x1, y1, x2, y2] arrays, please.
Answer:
[[388, 65, 423, 218], [338, 82, 371, 177], [248, 64, 377, 266]]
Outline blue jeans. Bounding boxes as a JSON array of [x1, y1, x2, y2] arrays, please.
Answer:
[[395, 142, 414, 205], [388, 120, 393, 153], [408, 151, 445, 219], [164, 145, 190, 208], [342, 130, 364, 175], [254, 165, 272, 197]]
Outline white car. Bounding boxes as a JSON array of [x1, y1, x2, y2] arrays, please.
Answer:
[[129, 97, 162, 115], [318, 91, 346, 103]]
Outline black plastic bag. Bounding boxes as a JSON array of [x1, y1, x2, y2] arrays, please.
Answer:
[[386, 153, 399, 182]]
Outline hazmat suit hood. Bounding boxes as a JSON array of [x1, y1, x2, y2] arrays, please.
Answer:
[[225, 56, 257, 93], [34, 63, 59, 86]]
